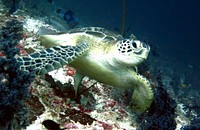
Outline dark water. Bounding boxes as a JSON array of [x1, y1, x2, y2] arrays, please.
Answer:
[[3, 0, 200, 85], [127, 0, 200, 66], [54, 0, 200, 67], [53, 0, 200, 90], [53, 0, 200, 85], [4, 0, 200, 67], [0, 1, 199, 128]]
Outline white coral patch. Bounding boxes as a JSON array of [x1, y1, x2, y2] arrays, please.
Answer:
[[23, 17, 57, 34], [48, 68, 74, 85]]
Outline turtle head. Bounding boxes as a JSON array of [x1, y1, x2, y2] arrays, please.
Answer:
[[116, 39, 150, 66]]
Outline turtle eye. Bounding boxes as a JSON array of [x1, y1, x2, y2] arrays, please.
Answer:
[[131, 41, 137, 48]]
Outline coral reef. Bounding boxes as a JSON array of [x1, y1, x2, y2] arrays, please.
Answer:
[[0, 17, 35, 129], [182, 95, 200, 118], [0, 1, 197, 129], [26, 72, 135, 129], [180, 94, 200, 129], [181, 116, 200, 130]]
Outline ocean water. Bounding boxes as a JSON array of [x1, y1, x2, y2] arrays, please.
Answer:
[[6, 0, 199, 67], [126, 0, 200, 66], [53, 0, 200, 88], [0, 0, 200, 129], [54, 0, 200, 62], [56, 0, 200, 62]]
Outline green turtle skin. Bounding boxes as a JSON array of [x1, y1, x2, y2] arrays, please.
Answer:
[[17, 27, 153, 113]]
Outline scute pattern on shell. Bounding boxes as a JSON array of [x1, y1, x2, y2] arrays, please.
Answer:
[[69, 27, 124, 41]]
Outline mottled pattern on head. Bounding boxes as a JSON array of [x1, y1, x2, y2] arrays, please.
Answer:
[[117, 39, 150, 56], [115, 39, 150, 66]]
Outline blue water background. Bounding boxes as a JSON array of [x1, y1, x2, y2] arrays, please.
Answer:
[[54, 0, 200, 66], [53, 0, 200, 88]]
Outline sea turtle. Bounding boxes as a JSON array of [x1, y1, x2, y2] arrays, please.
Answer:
[[17, 27, 153, 112]]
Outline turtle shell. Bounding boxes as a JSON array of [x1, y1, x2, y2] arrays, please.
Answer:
[[69, 27, 124, 41]]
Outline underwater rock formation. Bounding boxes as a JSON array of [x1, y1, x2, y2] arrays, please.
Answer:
[[181, 116, 200, 130]]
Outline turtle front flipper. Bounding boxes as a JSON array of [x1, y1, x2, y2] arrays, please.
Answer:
[[17, 42, 89, 75], [130, 71, 154, 113], [39, 34, 74, 48]]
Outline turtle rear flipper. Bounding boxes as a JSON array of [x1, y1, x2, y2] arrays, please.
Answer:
[[17, 42, 89, 75]]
